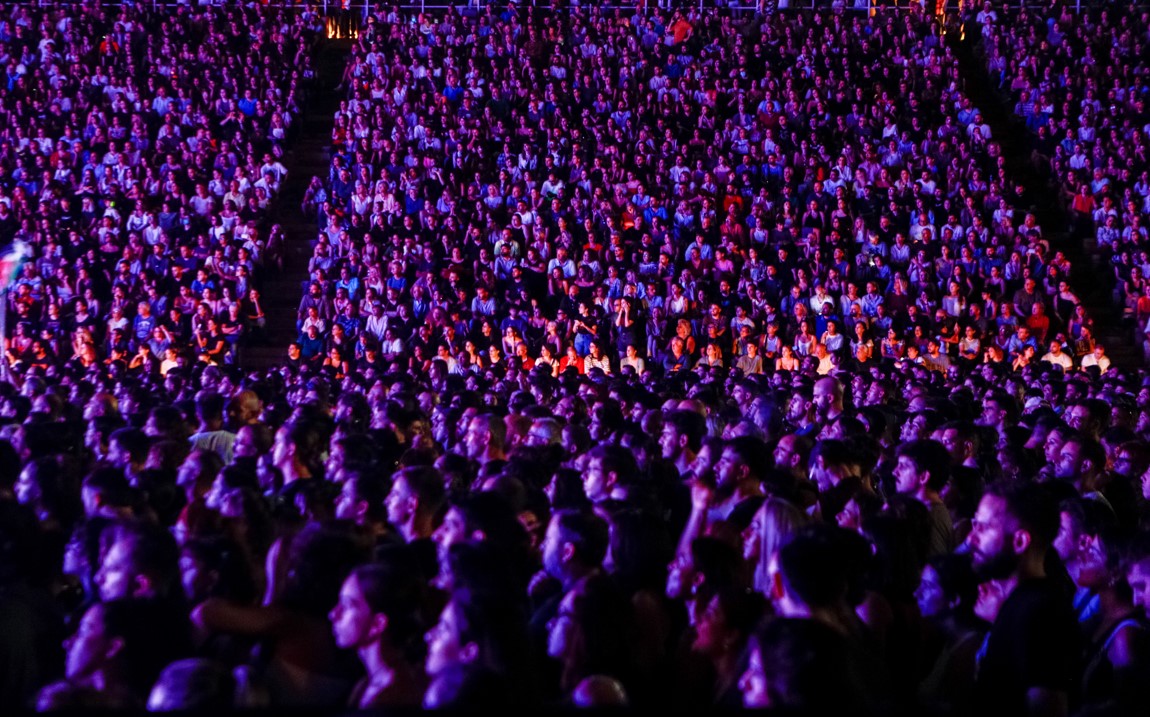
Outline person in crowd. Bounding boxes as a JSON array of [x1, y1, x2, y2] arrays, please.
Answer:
[[8, 3, 1150, 715]]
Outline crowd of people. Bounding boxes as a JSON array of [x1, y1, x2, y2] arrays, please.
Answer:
[[0, 1, 319, 375], [4, 2, 1150, 716], [975, 2, 1150, 361]]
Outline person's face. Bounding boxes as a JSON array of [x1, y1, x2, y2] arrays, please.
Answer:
[[773, 434, 797, 472], [665, 551, 695, 602], [385, 475, 412, 527], [1065, 405, 1090, 433], [65, 604, 112, 681], [967, 495, 1020, 580], [739, 646, 769, 708], [786, 393, 810, 424], [334, 478, 362, 521], [463, 417, 488, 459], [547, 589, 577, 660], [1054, 441, 1084, 481], [1043, 430, 1067, 465], [714, 446, 742, 491], [1053, 511, 1080, 564], [659, 425, 682, 461], [433, 507, 469, 567], [1126, 560, 1150, 618], [14, 464, 39, 506], [95, 539, 137, 601], [893, 455, 921, 495], [330, 575, 377, 650], [915, 565, 949, 619], [812, 382, 835, 415], [425, 601, 464, 678], [582, 456, 611, 503]]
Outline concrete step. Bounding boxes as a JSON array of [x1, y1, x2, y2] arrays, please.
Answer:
[[237, 40, 350, 371]]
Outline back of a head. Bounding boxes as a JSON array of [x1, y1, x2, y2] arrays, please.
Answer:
[[282, 522, 372, 616], [572, 675, 629, 707], [589, 443, 640, 485], [195, 392, 227, 425], [778, 525, 865, 611], [450, 586, 531, 685], [748, 617, 868, 711], [147, 658, 235, 711], [424, 662, 513, 710], [352, 553, 425, 652], [100, 598, 192, 698], [456, 490, 529, 556]]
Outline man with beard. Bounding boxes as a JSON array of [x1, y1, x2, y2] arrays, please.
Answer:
[[966, 483, 1079, 716], [811, 376, 845, 426]]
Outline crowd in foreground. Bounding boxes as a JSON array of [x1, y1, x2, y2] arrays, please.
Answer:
[[4, 1, 1150, 716]]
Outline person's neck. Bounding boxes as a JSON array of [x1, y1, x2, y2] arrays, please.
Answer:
[[724, 479, 763, 509], [916, 487, 942, 506], [358, 640, 400, 690], [562, 564, 598, 592], [401, 515, 433, 543], [674, 451, 695, 477], [1004, 553, 1047, 593], [282, 461, 311, 484], [478, 448, 505, 465], [1096, 585, 1134, 627]]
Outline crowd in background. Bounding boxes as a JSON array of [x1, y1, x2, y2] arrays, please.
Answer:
[[0, 1, 319, 374], [3, 2, 1150, 716], [975, 1, 1150, 360]]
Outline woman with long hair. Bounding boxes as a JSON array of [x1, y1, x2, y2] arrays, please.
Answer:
[[330, 560, 426, 707]]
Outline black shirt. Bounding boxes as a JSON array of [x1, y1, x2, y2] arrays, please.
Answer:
[[976, 577, 1080, 713]]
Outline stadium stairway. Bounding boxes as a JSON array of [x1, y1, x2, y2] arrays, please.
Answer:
[[954, 23, 1138, 367], [239, 39, 352, 371]]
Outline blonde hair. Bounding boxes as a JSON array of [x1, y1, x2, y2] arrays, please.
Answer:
[[753, 497, 810, 595]]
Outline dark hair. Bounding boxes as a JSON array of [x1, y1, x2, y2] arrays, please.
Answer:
[[181, 536, 258, 604], [551, 509, 610, 569], [443, 540, 523, 601], [555, 573, 635, 694], [448, 587, 531, 689], [725, 435, 772, 482], [746, 617, 868, 711], [586, 444, 640, 487], [663, 410, 708, 454], [105, 519, 181, 599], [925, 552, 978, 620], [195, 392, 227, 424], [342, 470, 389, 523], [605, 509, 673, 597], [351, 555, 425, 656], [109, 427, 150, 466], [98, 599, 192, 698], [424, 663, 513, 709], [148, 659, 235, 711], [280, 522, 372, 616], [985, 482, 1060, 552], [895, 439, 952, 492], [778, 525, 868, 610]]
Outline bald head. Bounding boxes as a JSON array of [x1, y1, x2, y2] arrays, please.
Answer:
[[572, 676, 629, 707]]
